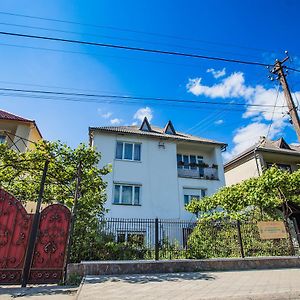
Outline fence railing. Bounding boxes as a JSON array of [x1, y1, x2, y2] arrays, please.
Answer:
[[99, 217, 299, 261], [101, 218, 197, 260], [177, 167, 218, 180]]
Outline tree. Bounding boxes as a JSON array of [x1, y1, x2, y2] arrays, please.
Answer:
[[186, 167, 300, 221], [0, 141, 110, 262], [185, 167, 300, 259]]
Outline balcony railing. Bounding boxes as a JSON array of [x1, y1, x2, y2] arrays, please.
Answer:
[[178, 167, 218, 180]]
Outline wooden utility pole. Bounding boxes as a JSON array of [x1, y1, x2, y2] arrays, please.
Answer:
[[271, 56, 300, 142]]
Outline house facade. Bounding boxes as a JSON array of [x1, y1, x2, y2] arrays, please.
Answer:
[[89, 117, 226, 221], [224, 137, 300, 186], [0, 109, 42, 152]]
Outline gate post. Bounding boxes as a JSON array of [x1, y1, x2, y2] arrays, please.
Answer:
[[236, 220, 245, 258], [292, 217, 300, 250], [21, 160, 49, 287], [64, 162, 82, 282], [155, 218, 159, 261]]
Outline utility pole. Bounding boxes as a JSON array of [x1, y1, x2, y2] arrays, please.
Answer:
[[271, 55, 300, 142]]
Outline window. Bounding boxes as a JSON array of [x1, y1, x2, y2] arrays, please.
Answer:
[[177, 154, 205, 177], [266, 162, 292, 173], [183, 188, 206, 205], [113, 184, 141, 205], [177, 154, 204, 169], [115, 141, 141, 161], [117, 231, 145, 246], [0, 135, 6, 144]]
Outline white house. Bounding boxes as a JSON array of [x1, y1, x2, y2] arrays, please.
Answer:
[[89, 117, 226, 222], [225, 137, 300, 186]]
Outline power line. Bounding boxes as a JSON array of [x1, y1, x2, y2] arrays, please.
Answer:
[[0, 92, 285, 116], [0, 11, 281, 56], [0, 22, 263, 61], [0, 87, 288, 109], [0, 42, 253, 71], [0, 30, 273, 68], [267, 84, 281, 138]]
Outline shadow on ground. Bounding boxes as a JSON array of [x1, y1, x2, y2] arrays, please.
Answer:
[[85, 272, 216, 284], [0, 285, 77, 298]]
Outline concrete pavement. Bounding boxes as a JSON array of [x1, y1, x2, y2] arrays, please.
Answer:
[[77, 268, 300, 300], [0, 285, 77, 300]]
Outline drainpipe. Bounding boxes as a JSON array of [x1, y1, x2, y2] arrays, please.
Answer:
[[254, 147, 261, 176]]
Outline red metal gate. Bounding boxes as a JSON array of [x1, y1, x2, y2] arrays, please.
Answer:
[[0, 189, 71, 284]]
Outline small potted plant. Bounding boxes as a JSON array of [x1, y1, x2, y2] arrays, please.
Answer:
[[198, 162, 209, 168]]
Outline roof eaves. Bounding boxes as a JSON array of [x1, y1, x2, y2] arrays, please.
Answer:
[[89, 126, 226, 146]]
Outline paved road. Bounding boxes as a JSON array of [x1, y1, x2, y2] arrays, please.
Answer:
[[77, 268, 300, 300]]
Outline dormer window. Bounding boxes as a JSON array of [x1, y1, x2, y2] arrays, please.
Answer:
[[164, 121, 176, 135], [278, 138, 291, 150], [139, 117, 152, 132]]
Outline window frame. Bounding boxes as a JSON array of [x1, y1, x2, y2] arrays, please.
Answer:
[[113, 183, 142, 206], [266, 162, 292, 173], [116, 230, 145, 246], [183, 188, 206, 206], [115, 141, 142, 161], [0, 135, 6, 144]]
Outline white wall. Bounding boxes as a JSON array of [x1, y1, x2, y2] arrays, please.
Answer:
[[93, 132, 225, 221], [225, 155, 261, 186]]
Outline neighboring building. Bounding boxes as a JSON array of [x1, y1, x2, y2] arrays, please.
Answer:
[[89, 117, 227, 221], [224, 137, 300, 186], [0, 109, 42, 152]]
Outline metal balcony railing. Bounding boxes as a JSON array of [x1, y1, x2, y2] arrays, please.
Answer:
[[177, 167, 218, 180]]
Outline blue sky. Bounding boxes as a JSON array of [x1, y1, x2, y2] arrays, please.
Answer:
[[0, 0, 299, 159]]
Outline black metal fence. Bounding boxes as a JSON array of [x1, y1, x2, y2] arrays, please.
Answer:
[[102, 218, 196, 260], [100, 218, 300, 260]]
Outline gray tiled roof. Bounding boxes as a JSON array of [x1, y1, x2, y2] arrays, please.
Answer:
[[224, 137, 300, 168], [89, 125, 226, 146]]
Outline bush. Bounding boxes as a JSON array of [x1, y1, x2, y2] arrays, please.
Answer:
[[71, 231, 152, 262], [187, 219, 293, 259]]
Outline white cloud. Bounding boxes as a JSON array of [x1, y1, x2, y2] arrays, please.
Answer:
[[186, 71, 297, 161], [110, 118, 122, 125], [187, 72, 254, 98], [214, 119, 224, 125], [133, 107, 153, 122], [207, 68, 226, 79], [222, 121, 285, 161], [102, 112, 112, 119]]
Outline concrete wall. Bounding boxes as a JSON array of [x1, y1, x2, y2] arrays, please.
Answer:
[[93, 132, 225, 221], [0, 120, 42, 152], [225, 150, 300, 186], [67, 257, 300, 277], [225, 155, 261, 186]]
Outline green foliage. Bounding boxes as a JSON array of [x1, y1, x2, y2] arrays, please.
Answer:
[[0, 141, 110, 263], [186, 167, 300, 220], [187, 219, 293, 259], [65, 273, 83, 286]]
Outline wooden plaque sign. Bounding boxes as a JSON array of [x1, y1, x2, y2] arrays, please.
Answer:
[[257, 221, 287, 240]]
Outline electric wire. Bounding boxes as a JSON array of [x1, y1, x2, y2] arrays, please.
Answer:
[[0, 31, 273, 68], [0, 22, 263, 60], [0, 11, 282, 56], [1, 30, 299, 74], [0, 87, 288, 109], [266, 84, 281, 139]]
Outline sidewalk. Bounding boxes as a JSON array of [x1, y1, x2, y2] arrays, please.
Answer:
[[0, 285, 77, 300], [77, 268, 300, 300]]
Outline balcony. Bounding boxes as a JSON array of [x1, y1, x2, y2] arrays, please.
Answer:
[[177, 166, 218, 180]]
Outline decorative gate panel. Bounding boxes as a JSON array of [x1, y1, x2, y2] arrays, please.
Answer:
[[0, 189, 33, 284], [28, 204, 71, 284]]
